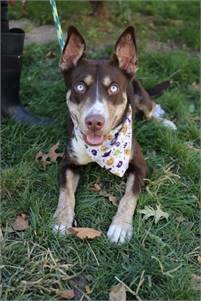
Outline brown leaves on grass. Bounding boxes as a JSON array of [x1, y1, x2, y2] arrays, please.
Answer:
[[191, 82, 201, 91], [109, 283, 126, 301], [2, 213, 29, 233], [90, 183, 118, 207], [56, 289, 75, 300], [197, 256, 201, 264], [35, 142, 64, 169], [186, 143, 201, 152], [70, 227, 102, 240], [11, 213, 29, 231], [138, 205, 169, 224]]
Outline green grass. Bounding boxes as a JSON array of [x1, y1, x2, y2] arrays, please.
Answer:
[[2, 1, 200, 300]]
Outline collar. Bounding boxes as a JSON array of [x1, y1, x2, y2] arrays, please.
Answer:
[[83, 105, 132, 177]]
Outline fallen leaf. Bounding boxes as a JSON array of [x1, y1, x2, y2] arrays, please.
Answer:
[[48, 143, 64, 162], [192, 274, 201, 291], [35, 142, 64, 169], [176, 216, 185, 223], [56, 289, 75, 300], [100, 190, 118, 207], [11, 213, 29, 231], [90, 183, 118, 206], [186, 143, 201, 152], [90, 183, 102, 192], [138, 205, 169, 224], [85, 284, 92, 295], [109, 283, 126, 301], [70, 227, 102, 240], [107, 194, 118, 207], [197, 256, 201, 264], [46, 51, 56, 59], [35, 151, 51, 169], [191, 82, 201, 91]]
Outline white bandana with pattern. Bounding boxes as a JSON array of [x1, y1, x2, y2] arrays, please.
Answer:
[[83, 105, 132, 177]]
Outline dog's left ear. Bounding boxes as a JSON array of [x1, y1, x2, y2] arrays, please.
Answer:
[[60, 26, 86, 72], [113, 26, 138, 75]]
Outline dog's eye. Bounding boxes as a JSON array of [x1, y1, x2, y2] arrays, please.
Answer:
[[74, 82, 87, 94], [108, 83, 119, 95]]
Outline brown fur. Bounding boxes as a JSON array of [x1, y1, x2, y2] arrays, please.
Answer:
[[53, 26, 156, 243]]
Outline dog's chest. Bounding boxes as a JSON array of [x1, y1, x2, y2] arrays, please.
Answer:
[[70, 133, 93, 165]]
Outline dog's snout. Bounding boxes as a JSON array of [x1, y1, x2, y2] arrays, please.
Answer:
[[85, 114, 105, 131]]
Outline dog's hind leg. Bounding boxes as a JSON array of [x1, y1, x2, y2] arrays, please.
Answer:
[[53, 158, 80, 235], [131, 79, 177, 130], [107, 140, 147, 244]]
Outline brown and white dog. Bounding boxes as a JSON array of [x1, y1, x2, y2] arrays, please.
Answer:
[[53, 26, 176, 244]]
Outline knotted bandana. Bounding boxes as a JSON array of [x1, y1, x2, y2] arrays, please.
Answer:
[[83, 105, 132, 177]]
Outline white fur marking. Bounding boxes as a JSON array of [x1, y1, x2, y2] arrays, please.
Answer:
[[71, 132, 92, 165], [103, 76, 111, 86], [84, 75, 93, 85], [107, 224, 133, 244], [53, 224, 66, 235], [150, 104, 177, 130], [66, 90, 71, 105], [151, 104, 165, 118], [159, 118, 177, 130], [85, 79, 109, 121]]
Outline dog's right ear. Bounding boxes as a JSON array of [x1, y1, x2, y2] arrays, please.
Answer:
[[60, 26, 86, 72], [112, 26, 138, 76]]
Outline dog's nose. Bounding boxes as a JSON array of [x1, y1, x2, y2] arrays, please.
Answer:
[[85, 114, 105, 131]]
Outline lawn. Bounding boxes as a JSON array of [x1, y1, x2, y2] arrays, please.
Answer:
[[1, 1, 200, 300]]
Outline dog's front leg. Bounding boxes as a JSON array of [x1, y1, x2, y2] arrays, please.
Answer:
[[107, 141, 147, 244], [53, 160, 80, 234]]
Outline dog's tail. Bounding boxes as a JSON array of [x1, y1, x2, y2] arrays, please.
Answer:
[[147, 80, 174, 98]]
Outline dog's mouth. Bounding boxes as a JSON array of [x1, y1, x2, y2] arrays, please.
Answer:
[[84, 133, 104, 146]]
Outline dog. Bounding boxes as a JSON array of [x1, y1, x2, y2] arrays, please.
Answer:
[[53, 26, 176, 244]]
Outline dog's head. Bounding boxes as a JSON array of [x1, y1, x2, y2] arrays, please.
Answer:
[[60, 26, 138, 146]]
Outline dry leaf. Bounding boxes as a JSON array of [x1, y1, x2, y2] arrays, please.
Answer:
[[138, 205, 169, 224], [70, 227, 102, 240], [191, 82, 201, 90], [192, 274, 201, 291], [90, 183, 118, 206], [56, 289, 75, 300], [176, 216, 185, 223], [35, 151, 52, 169], [107, 194, 118, 207], [187, 143, 201, 152], [90, 183, 102, 192], [46, 51, 56, 59], [85, 284, 92, 295], [11, 213, 29, 231], [35, 142, 64, 169], [109, 283, 126, 301], [197, 256, 201, 264], [99, 190, 118, 206], [48, 143, 64, 162]]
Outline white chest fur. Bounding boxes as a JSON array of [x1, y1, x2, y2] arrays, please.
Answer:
[[70, 132, 93, 165]]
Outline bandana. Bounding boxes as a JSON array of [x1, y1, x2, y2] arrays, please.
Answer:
[[79, 105, 132, 177]]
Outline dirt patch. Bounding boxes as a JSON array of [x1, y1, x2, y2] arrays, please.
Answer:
[[10, 19, 59, 45]]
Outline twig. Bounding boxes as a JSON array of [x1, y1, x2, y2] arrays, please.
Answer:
[[114, 276, 142, 301], [136, 270, 145, 295], [151, 256, 182, 278], [86, 241, 100, 266]]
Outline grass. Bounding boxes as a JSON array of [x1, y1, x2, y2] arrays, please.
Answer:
[[1, 1, 200, 300]]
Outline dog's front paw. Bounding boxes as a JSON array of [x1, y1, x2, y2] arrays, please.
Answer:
[[107, 222, 133, 244], [53, 223, 69, 235], [52, 219, 73, 235]]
